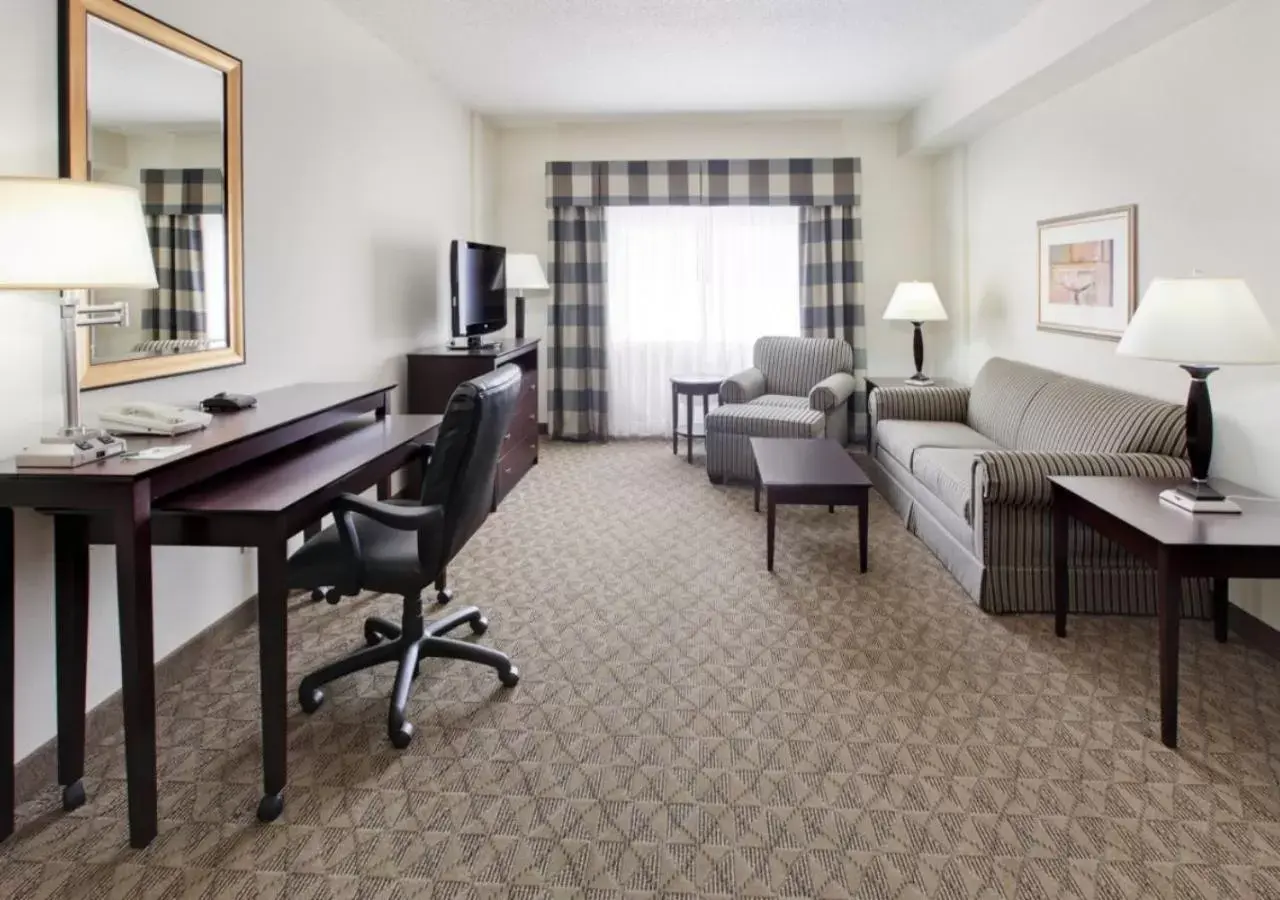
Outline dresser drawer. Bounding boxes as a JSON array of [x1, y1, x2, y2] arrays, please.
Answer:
[[519, 374, 539, 415], [494, 435, 537, 508]]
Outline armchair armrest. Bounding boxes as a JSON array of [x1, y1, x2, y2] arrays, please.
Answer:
[[720, 367, 766, 404], [870, 385, 969, 424], [977, 451, 1190, 507], [809, 372, 857, 412]]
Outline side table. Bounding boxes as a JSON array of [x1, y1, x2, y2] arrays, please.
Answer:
[[670, 375, 723, 464], [1051, 474, 1280, 748]]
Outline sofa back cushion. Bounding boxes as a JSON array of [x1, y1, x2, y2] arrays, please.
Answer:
[[754, 336, 853, 398], [1015, 376, 1186, 455], [967, 358, 1057, 448]]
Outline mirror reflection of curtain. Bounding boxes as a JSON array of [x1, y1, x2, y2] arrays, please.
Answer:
[[139, 168, 223, 340]]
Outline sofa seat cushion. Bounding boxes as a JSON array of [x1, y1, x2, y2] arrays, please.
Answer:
[[748, 394, 809, 409], [706, 403, 824, 438], [876, 420, 1001, 470], [911, 448, 981, 522]]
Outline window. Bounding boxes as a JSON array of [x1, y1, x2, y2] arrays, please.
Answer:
[[606, 205, 800, 436]]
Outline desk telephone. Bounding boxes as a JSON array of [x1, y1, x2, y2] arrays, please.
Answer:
[[99, 402, 212, 436]]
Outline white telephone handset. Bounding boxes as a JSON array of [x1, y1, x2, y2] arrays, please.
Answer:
[[99, 402, 213, 436]]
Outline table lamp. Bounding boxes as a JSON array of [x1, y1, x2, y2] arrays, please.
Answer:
[[883, 281, 948, 386], [1117, 275, 1280, 514], [504, 253, 548, 340], [0, 177, 158, 467]]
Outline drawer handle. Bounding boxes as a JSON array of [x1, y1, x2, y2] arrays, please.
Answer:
[[504, 432, 511, 441], [503, 467, 512, 474], [528, 413, 536, 421], [529, 443, 536, 451]]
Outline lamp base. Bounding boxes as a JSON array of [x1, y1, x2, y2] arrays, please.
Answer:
[[904, 373, 935, 387], [1159, 487, 1241, 515], [16, 430, 126, 468]]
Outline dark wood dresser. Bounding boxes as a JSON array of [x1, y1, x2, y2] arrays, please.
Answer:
[[406, 337, 540, 508]]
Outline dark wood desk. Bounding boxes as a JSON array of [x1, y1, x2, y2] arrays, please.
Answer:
[[0, 383, 433, 848], [1051, 476, 1280, 749]]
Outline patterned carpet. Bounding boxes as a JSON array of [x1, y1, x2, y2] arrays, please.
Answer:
[[4, 440, 1280, 898]]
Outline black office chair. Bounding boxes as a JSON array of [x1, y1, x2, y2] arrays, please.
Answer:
[[287, 364, 522, 748]]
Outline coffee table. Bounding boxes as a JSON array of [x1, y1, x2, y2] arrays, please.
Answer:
[[750, 438, 872, 573]]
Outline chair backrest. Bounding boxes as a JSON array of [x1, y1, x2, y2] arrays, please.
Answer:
[[753, 336, 853, 397], [417, 364, 522, 573]]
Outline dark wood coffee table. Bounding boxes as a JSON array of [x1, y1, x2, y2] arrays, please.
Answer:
[[750, 438, 872, 573], [1051, 475, 1280, 749]]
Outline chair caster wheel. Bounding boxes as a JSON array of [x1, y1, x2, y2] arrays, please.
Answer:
[[364, 623, 384, 646], [436, 588, 454, 605], [499, 666, 520, 687], [471, 616, 489, 636], [389, 720, 414, 749], [299, 685, 324, 714], [311, 589, 324, 602], [257, 793, 284, 822], [62, 780, 86, 811], [324, 588, 344, 605]]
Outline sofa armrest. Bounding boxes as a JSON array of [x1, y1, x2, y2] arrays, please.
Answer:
[[720, 367, 766, 404], [809, 372, 857, 412], [870, 385, 969, 424], [977, 451, 1190, 507]]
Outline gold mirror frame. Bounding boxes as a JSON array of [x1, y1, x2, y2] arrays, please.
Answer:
[[61, 0, 245, 389]]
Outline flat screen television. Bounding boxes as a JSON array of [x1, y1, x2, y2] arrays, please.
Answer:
[[450, 240, 507, 347]]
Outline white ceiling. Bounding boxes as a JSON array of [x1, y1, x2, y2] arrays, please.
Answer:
[[87, 16, 223, 128], [329, 0, 1042, 118]]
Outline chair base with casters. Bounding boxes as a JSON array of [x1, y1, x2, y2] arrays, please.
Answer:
[[299, 590, 518, 748]]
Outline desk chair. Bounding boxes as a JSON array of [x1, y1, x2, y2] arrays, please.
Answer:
[[287, 364, 522, 748]]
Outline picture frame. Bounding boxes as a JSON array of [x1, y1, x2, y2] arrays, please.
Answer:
[[1037, 205, 1137, 341]]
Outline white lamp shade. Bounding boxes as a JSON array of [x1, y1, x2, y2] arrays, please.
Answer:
[[1117, 277, 1280, 366], [884, 281, 948, 322], [505, 253, 548, 292], [0, 176, 157, 290]]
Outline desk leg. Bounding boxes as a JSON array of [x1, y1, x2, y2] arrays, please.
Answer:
[[671, 386, 678, 456], [766, 496, 776, 572], [0, 508, 13, 842], [857, 496, 868, 574], [115, 482, 157, 848], [54, 515, 89, 812], [1213, 578, 1229, 644], [1052, 493, 1069, 638], [377, 478, 391, 501], [1157, 550, 1181, 749], [256, 537, 289, 823]]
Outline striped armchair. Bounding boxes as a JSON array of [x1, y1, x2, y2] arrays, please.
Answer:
[[865, 357, 1212, 617], [706, 336, 856, 483]]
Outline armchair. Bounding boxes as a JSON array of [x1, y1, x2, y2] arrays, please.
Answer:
[[706, 336, 856, 483], [286, 364, 523, 748]]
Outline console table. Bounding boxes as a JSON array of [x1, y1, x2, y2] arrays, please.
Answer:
[[407, 338, 539, 508], [0, 384, 439, 848]]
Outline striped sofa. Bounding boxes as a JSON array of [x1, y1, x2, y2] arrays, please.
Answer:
[[866, 357, 1212, 617], [706, 336, 856, 483]]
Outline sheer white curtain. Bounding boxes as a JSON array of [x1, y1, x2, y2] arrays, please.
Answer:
[[606, 205, 800, 437]]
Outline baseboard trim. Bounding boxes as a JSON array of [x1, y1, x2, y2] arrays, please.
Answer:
[[14, 591, 263, 805], [1229, 605, 1280, 661]]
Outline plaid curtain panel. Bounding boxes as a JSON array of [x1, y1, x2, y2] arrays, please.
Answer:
[[139, 168, 223, 342], [547, 207, 609, 441], [142, 215, 207, 340], [800, 206, 866, 441]]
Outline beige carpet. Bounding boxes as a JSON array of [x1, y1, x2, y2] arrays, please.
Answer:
[[4, 440, 1280, 898]]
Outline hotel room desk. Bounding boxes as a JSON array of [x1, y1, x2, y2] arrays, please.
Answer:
[[0, 383, 441, 848]]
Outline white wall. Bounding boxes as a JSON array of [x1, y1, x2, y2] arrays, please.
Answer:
[[492, 115, 941, 421], [961, 0, 1280, 623], [0, 0, 473, 760]]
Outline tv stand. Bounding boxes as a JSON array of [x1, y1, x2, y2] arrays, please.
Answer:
[[448, 337, 502, 352]]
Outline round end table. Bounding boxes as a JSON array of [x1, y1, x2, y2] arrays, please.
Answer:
[[671, 375, 723, 464]]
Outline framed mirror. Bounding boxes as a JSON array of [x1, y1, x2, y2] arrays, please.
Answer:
[[61, 0, 244, 389]]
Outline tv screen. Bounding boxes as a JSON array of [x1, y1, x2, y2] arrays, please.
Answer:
[[451, 240, 507, 340]]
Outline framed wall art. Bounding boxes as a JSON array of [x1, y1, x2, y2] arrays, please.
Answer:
[[1037, 205, 1137, 340]]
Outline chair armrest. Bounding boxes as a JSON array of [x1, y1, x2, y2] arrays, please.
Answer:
[[332, 494, 443, 530], [720, 368, 766, 404], [809, 372, 857, 412], [977, 451, 1190, 507], [870, 385, 969, 423]]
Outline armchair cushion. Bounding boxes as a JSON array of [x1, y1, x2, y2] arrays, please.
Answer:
[[748, 394, 809, 409], [870, 386, 969, 424], [720, 367, 766, 404], [977, 450, 1190, 507], [809, 372, 858, 412]]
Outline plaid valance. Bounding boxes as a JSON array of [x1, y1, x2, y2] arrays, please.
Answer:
[[140, 168, 225, 216], [546, 158, 860, 208]]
